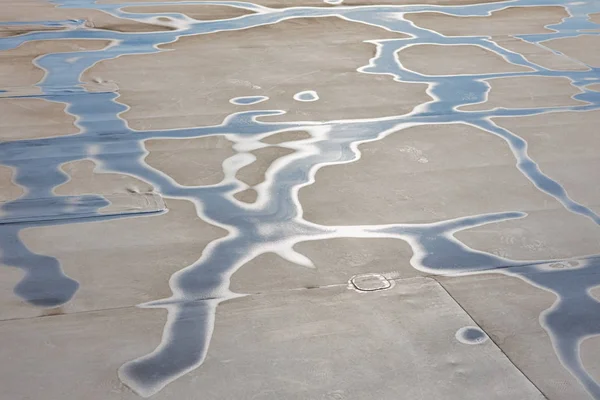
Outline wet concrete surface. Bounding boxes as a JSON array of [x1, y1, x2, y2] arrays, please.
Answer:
[[1, 0, 600, 399]]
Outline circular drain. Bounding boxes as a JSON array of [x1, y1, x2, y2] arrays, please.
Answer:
[[455, 326, 488, 345], [350, 273, 392, 292]]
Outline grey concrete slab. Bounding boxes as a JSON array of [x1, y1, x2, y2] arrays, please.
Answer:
[[545, 35, 600, 68], [121, 5, 254, 21], [0, 98, 79, 141], [0, 165, 23, 203], [583, 337, 600, 391], [490, 36, 587, 72], [236, 146, 294, 187], [2, 0, 600, 399], [144, 136, 235, 187], [0, 199, 225, 320], [55, 160, 154, 198], [3, 0, 172, 32], [0, 278, 545, 400], [298, 122, 569, 224], [82, 17, 429, 129], [231, 237, 418, 294], [100, 0, 509, 6], [405, 6, 569, 37], [455, 207, 600, 261], [461, 76, 586, 111], [438, 272, 597, 399], [493, 111, 600, 216], [397, 44, 531, 76]]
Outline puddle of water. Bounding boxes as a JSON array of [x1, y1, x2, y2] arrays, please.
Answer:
[[1, 0, 600, 397]]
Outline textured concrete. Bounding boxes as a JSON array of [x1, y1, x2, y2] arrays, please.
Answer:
[[83, 17, 429, 129], [0, 278, 545, 399], [491, 36, 587, 72], [29, 199, 223, 307], [3, 0, 172, 32], [122, 5, 255, 20], [397, 44, 531, 75], [455, 207, 600, 260], [405, 6, 569, 36], [231, 237, 418, 293], [2, 1, 600, 400], [101, 0, 508, 5], [0, 165, 23, 202], [0, 198, 225, 320], [299, 123, 561, 225], [461, 76, 586, 111], [55, 160, 155, 197], [0, 98, 79, 141], [492, 111, 600, 216], [545, 35, 600, 67], [438, 273, 590, 399], [144, 136, 234, 187]]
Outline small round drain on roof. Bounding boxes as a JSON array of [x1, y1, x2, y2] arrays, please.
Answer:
[[350, 273, 392, 292], [455, 326, 488, 345]]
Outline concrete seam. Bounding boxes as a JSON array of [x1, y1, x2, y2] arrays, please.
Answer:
[[433, 276, 550, 400], [0, 304, 137, 323]]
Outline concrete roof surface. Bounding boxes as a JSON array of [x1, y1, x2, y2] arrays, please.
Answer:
[[1, 0, 600, 399]]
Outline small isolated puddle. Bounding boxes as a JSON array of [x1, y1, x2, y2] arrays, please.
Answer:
[[293, 90, 319, 102], [455, 326, 489, 345], [350, 273, 392, 292], [229, 95, 269, 105]]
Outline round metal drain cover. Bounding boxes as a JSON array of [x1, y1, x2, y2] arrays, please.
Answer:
[[350, 273, 392, 292]]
